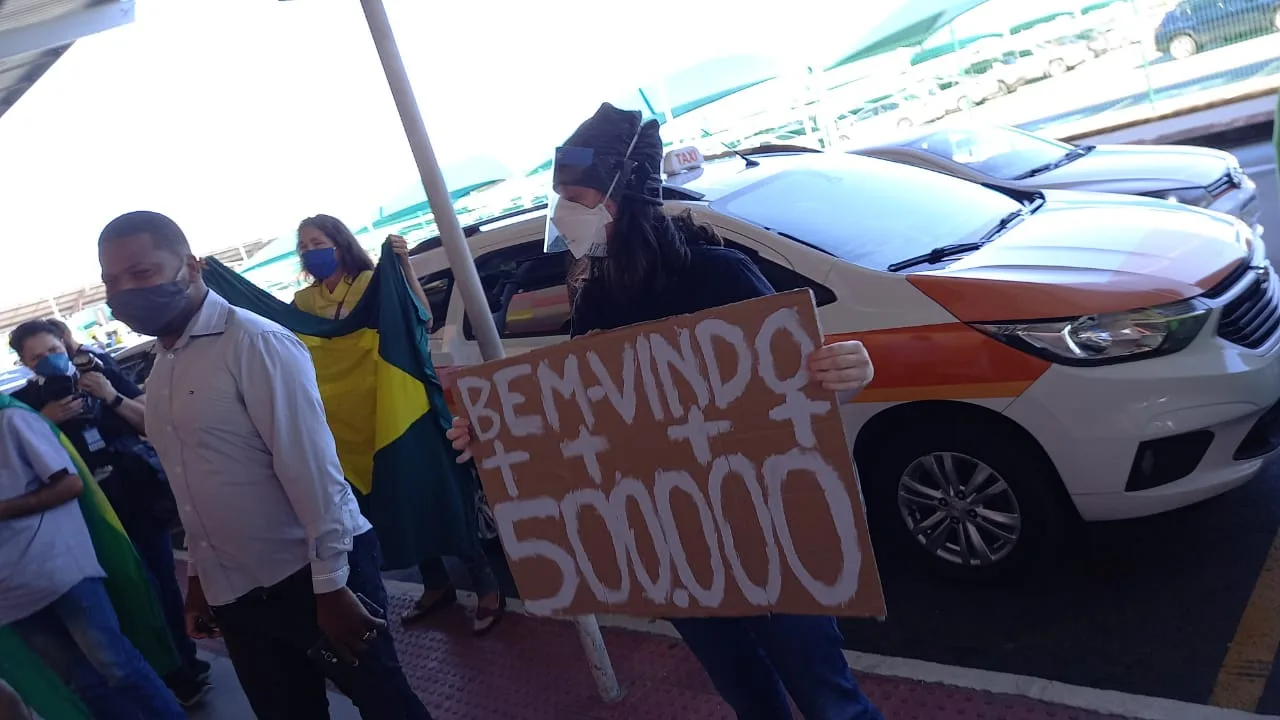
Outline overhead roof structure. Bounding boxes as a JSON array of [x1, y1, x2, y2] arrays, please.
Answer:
[[0, 0, 134, 120], [0, 238, 271, 334]]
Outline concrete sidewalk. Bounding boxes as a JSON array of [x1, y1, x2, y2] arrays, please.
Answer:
[[182, 579, 1129, 720]]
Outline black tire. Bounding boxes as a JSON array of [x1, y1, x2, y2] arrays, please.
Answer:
[[866, 417, 1069, 580]]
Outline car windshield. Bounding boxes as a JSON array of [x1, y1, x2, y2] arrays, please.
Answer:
[[906, 125, 1072, 180], [709, 153, 1022, 271]]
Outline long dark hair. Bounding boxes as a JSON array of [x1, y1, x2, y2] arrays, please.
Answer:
[[568, 201, 722, 304], [297, 214, 376, 281]]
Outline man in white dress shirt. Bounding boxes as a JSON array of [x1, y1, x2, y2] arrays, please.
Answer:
[[98, 210, 431, 720]]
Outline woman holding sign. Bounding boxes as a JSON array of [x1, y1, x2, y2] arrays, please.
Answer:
[[293, 215, 507, 636], [449, 103, 882, 720]]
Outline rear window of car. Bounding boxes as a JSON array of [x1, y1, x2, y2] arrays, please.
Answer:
[[709, 153, 1020, 271]]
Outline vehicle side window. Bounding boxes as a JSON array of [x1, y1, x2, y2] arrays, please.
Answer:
[[724, 240, 837, 308], [463, 242, 573, 340], [419, 270, 452, 334]]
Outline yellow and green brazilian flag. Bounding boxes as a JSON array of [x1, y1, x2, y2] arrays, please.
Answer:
[[0, 395, 180, 720], [202, 241, 481, 569]]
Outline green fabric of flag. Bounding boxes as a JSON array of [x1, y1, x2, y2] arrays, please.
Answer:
[[201, 242, 480, 569], [0, 395, 178, 720]]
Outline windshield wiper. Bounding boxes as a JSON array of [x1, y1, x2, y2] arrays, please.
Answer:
[[1011, 144, 1095, 180], [887, 200, 1040, 273], [886, 242, 987, 272]]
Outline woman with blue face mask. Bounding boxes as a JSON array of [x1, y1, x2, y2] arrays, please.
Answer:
[[291, 215, 508, 636], [293, 215, 381, 320]]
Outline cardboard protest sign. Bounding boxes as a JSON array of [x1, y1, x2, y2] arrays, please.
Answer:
[[451, 289, 885, 618]]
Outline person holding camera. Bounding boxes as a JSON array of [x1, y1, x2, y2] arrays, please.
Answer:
[[44, 318, 122, 375], [8, 320, 211, 707]]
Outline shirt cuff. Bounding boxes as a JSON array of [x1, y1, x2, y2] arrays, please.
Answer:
[[311, 557, 351, 595]]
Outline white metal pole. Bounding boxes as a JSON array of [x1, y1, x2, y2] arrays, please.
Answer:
[[358, 0, 622, 703], [359, 0, 502, 362]]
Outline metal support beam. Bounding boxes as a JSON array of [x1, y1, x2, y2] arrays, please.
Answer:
[[357, 0, 623, 703], [0, 0, 135, 60], [358, 0, 502, 362]]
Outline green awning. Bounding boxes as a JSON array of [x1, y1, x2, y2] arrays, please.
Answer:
[[825, 0, 994, 70]]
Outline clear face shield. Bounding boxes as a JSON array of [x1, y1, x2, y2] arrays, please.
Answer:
[[544, 127, 643, 259]]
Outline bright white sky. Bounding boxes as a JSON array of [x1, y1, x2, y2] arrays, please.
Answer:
[[0, 0, 930, 307]]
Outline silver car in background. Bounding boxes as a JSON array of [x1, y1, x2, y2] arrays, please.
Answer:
[[849, 123, 1262, 233]]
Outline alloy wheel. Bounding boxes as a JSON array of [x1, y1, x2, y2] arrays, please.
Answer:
[[897, 452, 1023, 567], [1169, 35, 1196, 59]]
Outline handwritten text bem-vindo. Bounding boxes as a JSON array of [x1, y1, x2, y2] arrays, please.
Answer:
[[454, 290, 885, 618]]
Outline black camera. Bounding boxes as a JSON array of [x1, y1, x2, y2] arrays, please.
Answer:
[[40, 374, 79, 403], [72, 350, 105, 375]]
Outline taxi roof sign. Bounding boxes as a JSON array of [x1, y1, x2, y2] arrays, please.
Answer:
[[663, 146, 704, 177]]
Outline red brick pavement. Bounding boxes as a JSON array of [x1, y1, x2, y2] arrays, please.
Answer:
[[191, 578, 1133, 720]]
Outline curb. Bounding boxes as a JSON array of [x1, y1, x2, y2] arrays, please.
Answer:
[[381, 580, 1279, 720], [1056, 86, 1279, 146]]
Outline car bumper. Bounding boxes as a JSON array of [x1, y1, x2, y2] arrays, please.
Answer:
[[1003, 270, 1280, 521]]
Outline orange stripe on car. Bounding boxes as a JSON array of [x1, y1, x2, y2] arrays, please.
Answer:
[[826, 323, 1049, 403], [907, 273, 1190, 322]]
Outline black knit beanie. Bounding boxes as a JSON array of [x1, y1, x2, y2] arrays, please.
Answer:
[[556, 103, 663, 202]]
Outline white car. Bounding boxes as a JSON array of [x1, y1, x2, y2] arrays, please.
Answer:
[[407, 146, 1280, 577], [850, 123, 1262, 233], [836, 94, 943, 144]]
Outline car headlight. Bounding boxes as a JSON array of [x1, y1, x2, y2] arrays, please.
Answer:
[[1147, 187, 1213, 207], [971, 300, 1210, 366]]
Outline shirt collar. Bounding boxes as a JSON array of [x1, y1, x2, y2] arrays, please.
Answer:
[[322, 275, 354, 298], [169, 291, 230, 351]]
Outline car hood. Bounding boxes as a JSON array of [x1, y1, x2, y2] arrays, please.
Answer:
[[1028, 144, 1231, 194], [907, 191, 1249, 321]]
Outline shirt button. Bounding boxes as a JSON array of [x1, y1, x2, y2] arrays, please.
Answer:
[[183, 505, 192, 512], [167, 353, 175, 359], [200, 541, 209, 548]]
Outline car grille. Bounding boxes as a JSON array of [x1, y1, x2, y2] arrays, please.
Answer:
[[1206, 167, 1244, 198], [1218, 267, 1280, 349]]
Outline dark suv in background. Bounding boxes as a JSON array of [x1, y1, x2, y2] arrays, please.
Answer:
[[1155, 0, 1280, 59]]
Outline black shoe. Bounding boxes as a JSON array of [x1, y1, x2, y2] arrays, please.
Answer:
[[167, 675, 212, 708], [189, 658, 212, 683]]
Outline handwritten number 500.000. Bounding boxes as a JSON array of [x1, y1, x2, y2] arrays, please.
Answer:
[[494, 447, 864, 615]]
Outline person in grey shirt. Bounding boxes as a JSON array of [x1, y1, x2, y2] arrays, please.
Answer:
[[97, 210, 432, 720], [0, 405, 185, 719]]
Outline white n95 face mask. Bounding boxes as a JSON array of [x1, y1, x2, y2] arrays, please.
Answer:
[[550, 199, 612, 259]]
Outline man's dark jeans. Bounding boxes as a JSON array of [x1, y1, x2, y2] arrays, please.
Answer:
[[670, 614, 885, 720], [210, 531, 432, 720]]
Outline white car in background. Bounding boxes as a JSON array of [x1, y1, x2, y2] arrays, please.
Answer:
[[910, 74, 1005, 115], [850, 123, 1262, 232], [987, 37, 1093, 93], [836, 93, 944, 142]]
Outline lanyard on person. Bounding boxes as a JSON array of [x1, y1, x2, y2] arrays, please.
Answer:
[[332, 277, 355, 319]]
